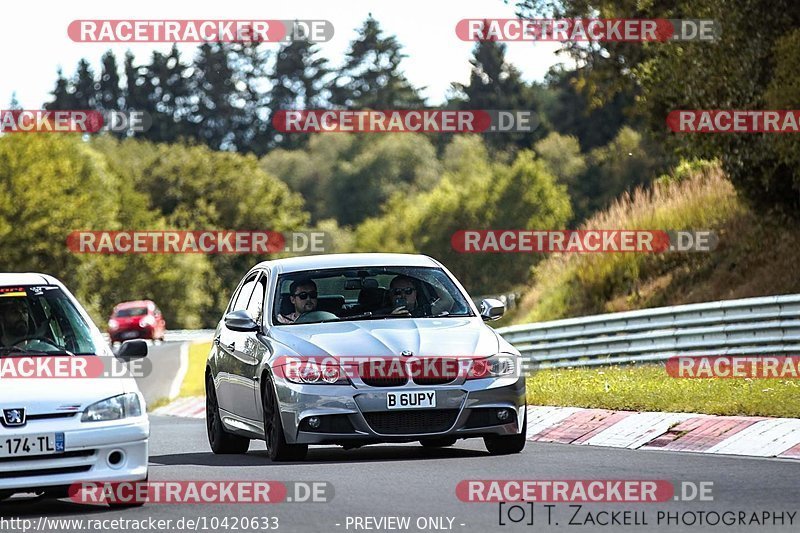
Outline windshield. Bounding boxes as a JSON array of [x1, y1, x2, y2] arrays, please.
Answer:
[[0, 285, 100, 355], [273, 266, 474, 325], [115, 307, 148, 317]]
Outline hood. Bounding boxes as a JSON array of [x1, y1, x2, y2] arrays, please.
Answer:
[[0, 376, 138, 415], [270, 317, 502, 358]]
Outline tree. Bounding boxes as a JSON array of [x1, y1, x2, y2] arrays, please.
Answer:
[[143, 46, 192, 143], [72, 59, 97, 109], [97, 51, 122, 111], [123, 52, 153, 118], [330, 16, 425, 109], [92, 137, 310, 323], [45, 68, 75, 110], [329, 133, 441, 226], [518, 0, 800, 218], [265, 39, 331, 149], [450, 24, 543, 151], [355, 135, 572, 293], [7, 92, 21, 110], [0, 135, 211, 327]]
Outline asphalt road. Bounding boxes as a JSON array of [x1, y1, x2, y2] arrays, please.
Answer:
[[131, 341, 185, 406], [2, 416, 799, 533]]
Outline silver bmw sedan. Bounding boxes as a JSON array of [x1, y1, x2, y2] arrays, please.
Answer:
[[205, 253, 526, 461]]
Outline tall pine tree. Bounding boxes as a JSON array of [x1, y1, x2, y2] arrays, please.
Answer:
[[451, 24, 541, 151], [265, 38, 331, 150], [331, 16, 424, 109]]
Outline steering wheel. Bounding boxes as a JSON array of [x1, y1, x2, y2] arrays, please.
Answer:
[[294, 311, 339, 324], [12, 335, 62, 350]]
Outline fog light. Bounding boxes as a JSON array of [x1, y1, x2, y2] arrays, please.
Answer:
[[496, 409, 510, 421], [307, 416, 321, 429], [107, 450, 125, 468]]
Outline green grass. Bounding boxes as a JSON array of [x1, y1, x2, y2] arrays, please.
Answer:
[[512, 165, 743, 323], [146, 397, 171, 412], [527, 364, 800, 418], [178, 341, 211, 398]]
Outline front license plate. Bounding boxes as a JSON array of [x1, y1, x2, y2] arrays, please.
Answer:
[[120, 331, 138, 339], [387, 391, 436, 410], [0, 433, 65, 459]]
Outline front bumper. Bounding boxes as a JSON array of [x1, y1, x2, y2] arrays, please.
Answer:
[[109, 327, 153, 342], [0, 416, 149, 492], [271, 375, 526, 445]]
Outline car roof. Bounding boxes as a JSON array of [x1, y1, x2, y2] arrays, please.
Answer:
[[114, 300, 153, 309], [252, 253, 441, 275], [0, 272, 62, 287]]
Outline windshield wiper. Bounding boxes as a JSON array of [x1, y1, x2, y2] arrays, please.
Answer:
[[0, 346, 48, 357], [0, 346, 76, 357]]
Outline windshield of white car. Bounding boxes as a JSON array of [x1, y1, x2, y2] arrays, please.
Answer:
[[0, 286, 99, 354], [273, 266, 475, 325]]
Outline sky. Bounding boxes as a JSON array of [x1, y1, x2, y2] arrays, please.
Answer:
[[2, 0, 569, 108]]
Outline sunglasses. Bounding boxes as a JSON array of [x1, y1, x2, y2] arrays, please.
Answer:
[[292, 291, 318, 300], [392, 287, 415, 296]]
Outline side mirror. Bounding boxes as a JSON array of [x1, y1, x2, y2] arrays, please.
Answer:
[[117, 339, 148, 359], [479, 298, 505, 321], [224, 310, 259, 332]]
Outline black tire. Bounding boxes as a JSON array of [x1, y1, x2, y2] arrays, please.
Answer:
[[483, 409, 527, 455], [206, 375, 250, 454], [419, 437, 457, 448], [262, 375, 307, 462]]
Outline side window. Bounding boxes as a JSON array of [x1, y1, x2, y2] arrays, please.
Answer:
[[247, 274, 267, 323], [232, 274, 259, 312]]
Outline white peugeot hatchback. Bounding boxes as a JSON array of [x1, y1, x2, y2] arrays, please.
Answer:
[[0, 273, 149, 505]]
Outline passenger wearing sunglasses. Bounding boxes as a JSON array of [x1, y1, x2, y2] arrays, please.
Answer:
[[388, 275, 420, 316], [278, 279, 318, 324]]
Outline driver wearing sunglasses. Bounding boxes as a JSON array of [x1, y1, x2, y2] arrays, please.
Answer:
[[277, 279, 318, 324], [389, 275, 420, 316]]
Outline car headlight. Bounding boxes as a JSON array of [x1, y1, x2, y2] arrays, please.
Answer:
[[108, 319, 119, 330], [282, 358, 350, 385], [81, 393, 142, 422], [139, 315, 155, 327], [466, 354, 519, 380]]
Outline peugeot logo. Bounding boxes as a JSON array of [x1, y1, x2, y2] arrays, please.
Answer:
[[401, 350, 413, 357], [2, 408, 26, 427]]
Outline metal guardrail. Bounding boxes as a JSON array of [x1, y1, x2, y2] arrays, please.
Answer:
[[165, 329, 216, 342], [496, 294, 800, 369], [102, 329, 215, 344]]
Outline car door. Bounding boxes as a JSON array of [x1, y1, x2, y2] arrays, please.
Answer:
[[234, 271, 269, 422], [214, 272, 259, 417]]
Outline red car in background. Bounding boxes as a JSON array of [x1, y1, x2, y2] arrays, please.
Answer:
[[108, 300, 166, 343]]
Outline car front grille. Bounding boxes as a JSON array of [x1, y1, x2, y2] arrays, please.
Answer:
[[360, 376, 408, 387], [412, 375, 457, 386], [364, 409, 459, 435], [358, 361, 408, 387]]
